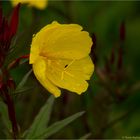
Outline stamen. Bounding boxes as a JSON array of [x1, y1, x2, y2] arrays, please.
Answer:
[[61, 71, 64, 80], [64, 59, 75, 70], [64, 71, 74, 77]]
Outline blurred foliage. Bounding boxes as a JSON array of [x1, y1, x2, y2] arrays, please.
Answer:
[[0, 0, 140, 139]]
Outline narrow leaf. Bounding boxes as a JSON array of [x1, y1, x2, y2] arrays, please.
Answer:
[[25, 95, 55, 138], [34, 111, 85, 139], [79, 133, 91, 140], [0, 102, 12, 132], [10, 3, 20, 36], [13, 87, 33, 94], [15, 69, 32, 91]]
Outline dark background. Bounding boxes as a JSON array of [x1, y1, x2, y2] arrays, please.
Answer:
[[1, 0, 140, 139]]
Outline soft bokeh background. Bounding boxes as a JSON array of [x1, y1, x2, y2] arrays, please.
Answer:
[[1, 0, 140, 139]]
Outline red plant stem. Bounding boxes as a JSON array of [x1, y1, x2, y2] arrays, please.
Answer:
[[16, 54, 29, 63], [2, 55, 29, 137], [2, 86, 19, 139], [7, 54, 29, 70], [18, 54, 29, 59]]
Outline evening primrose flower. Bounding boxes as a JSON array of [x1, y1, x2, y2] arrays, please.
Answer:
[[29, 21, 94, 97], [11, 0, 47, 10]]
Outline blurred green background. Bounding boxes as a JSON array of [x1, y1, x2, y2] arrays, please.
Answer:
[[1, 0, 140, 139]]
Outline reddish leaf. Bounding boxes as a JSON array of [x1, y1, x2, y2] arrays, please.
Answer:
[[9, 3, 20, 37]]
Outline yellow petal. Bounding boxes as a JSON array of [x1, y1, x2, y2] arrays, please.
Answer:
[[29, 21, 60, 64], [30, 21, 93, 61], [32, 57, 61, 97], [46, 29, 92, 60], [45, 56, 94, 95], [66, 56, 94, 80]]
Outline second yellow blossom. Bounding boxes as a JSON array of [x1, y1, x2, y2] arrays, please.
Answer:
[[11, 0, 48, 10]]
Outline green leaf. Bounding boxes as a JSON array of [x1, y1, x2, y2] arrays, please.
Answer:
[[0, 102, 12, 134], [79, 133, 91, 140], [24, 95, 55, 138], [34, 111, 85, 139], [16, 69, 32, 89], [15, 69, 32, 91], [13, 87, 33, 95]]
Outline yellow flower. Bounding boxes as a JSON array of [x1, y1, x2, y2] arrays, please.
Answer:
[[30, 21, 94, 97], [11, 0, 47, 10]]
